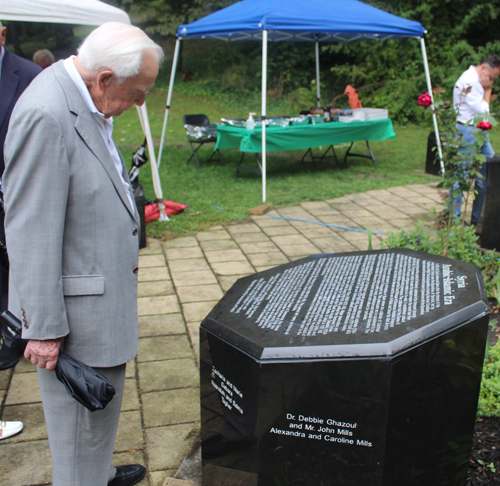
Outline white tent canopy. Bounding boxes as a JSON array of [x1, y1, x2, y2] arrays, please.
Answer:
[[0, 0, 168, 220], [0, 0, 130, 27]]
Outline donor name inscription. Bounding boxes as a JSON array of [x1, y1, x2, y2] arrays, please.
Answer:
[[269, 414, 372, 448]]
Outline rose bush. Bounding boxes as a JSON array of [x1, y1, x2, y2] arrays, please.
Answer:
[[477, 121, 493, 130], [417, 87, 491, 255], [418, 92, 433, 108]]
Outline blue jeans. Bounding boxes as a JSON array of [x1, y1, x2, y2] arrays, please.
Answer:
[[451, 123, 494, 224]]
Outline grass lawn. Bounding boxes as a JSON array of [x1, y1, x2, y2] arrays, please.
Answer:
[[114, 86, 500, 240]]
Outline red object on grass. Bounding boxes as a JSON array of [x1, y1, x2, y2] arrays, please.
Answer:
[[477, 121, 492, 131], [418, 92, 432, 108], [145, 200, 188, 223]]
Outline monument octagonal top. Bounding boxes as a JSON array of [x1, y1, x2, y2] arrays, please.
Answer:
[[201, 249, 490, 360]]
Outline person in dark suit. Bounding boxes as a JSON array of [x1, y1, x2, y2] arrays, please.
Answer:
[[0, 21, 42, 174], [0, 20, 41, 370]]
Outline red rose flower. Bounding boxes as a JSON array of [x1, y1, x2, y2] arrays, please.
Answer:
[[418, 92, 433, 109], [477, 121, 492, 130]]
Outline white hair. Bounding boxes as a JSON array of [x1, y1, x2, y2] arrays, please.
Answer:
[[0, 21, 3, 28], [77, 22, 163, 81], [33, 49, 55, 64]]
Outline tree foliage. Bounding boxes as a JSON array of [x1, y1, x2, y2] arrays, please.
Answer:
[[103, 0, 500, 123], [105, 0, 238, 37], [322, 0, 500, 122]]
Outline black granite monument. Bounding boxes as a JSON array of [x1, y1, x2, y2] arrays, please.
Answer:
[[479, 156, 500, 251], [425, 131, 441, 175], [200, 249, 489, 486]]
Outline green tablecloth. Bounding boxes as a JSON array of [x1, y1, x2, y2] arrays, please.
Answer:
[[215, 118, 396, 153]]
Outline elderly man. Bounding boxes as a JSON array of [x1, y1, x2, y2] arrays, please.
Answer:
[[33, 48, 55, 69], [0, 20, 41, 371], [4, 22, 163, 486], [451, 55, 500, 224]]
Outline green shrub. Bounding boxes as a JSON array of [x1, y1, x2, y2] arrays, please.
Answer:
[[478, 340, 500, 417], [382, 220, 500, 299]]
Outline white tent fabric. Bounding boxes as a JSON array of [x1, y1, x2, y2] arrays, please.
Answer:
[[0, 0, 130, 26], [0, 0, 168, 220]]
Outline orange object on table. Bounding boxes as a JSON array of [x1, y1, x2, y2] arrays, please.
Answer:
[[344, 85, 363, 109]]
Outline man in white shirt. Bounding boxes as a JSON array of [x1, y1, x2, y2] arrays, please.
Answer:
[[452, 55, 500, 224], [4, 22, 163, 486]]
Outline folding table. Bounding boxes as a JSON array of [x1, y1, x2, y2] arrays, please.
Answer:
[[214, 118, 396, 177]]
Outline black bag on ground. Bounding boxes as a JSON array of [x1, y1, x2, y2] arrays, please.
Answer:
[[0, 311, 115, 412]]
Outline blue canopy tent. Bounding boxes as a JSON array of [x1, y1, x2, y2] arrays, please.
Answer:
[[158, 0, 442, 201]]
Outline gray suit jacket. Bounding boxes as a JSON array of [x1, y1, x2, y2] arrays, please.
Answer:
[[3, 60, 140, 367]]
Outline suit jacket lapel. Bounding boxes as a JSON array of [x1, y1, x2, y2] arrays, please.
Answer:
[[0, 50, 20, 130], [52, 62, 138, 222]]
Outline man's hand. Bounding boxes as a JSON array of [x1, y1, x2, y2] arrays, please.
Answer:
[[24, 338, 64, 371], [478, 65, 496, 90]]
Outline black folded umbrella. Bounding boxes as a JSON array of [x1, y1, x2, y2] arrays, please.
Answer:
[[0, 311, 115, 412], [55, 352, 115, 411]]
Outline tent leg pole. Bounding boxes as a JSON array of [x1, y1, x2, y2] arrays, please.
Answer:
[[262, 30, 268, 203], [158, 38, 181, 169], [420, 37, 444, 176], [137, 103, 169, 221], [315, 39, 321, 107]]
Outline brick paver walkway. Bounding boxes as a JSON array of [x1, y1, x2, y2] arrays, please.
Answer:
[[0, 184, 442, 486]]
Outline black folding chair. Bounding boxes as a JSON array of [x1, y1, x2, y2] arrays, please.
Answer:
[[183, 114, 224, 169]]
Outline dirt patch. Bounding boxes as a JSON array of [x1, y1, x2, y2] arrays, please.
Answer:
[[468, 417, 500, 485]]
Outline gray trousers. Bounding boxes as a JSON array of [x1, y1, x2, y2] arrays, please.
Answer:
[[37, 364, 126, 486]]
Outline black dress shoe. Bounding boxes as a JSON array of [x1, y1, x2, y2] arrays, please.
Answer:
[[108, 464, 146, 486], [0, 343, 24, 370]]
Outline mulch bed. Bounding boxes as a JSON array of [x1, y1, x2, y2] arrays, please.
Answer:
[[466, 307, 500, 485], [468, 417, 500, 485]]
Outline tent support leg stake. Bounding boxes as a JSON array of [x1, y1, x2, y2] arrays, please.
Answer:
[[315, 39, 321, 107], [261, 30, 268, 202], [158, 38, 181, 169], [420, 37, 444, 175], [136, 104, 169, 221]]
